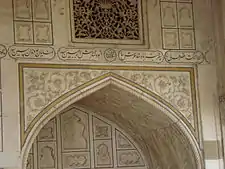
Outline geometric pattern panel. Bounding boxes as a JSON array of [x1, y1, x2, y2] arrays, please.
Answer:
[[160, 0, 195, 49], [26, 107, 147, 169], [13, 0, 53, 45]]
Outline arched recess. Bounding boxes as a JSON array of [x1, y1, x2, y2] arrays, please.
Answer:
[[20, 73, 203, 169]]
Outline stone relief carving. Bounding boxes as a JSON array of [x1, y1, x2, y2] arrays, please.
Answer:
[[23, 69, 108, 129], [8, 45, 55, 60], [13, 0, 53, 45], [93, 117, 112, 139], [22, 67, 193, 129], [95, 140, 113, 167], [115, 71, 193, 123], [0, 45, 7, 59], [33, 0, 51, 21], [38, 142, 56, 168], [117, 150, 144, 167], [160, 0, 195, 50], [116, 130, 134, 149], [27, 108, 147, 169], [14, 22, 33, 44], [71, 0, 140, 41], [14, 0, 32, 20], [38, 118, 56, 141], [61, 110, 89, 150], [63, 152, 90, 168]]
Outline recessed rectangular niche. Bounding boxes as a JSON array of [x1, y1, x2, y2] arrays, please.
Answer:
[[69, 0, 145, 46]]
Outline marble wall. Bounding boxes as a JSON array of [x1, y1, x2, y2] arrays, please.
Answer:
[[0, 0, 223, 169]]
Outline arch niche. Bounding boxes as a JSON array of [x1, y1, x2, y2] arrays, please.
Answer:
[[21, 74, 203, 169]]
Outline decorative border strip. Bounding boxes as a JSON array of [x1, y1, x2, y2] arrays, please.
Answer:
[[58, 47, 208, 64], [0, 44, 210, 64]]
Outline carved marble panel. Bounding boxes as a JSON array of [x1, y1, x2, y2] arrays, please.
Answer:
[[94, 140, 113, 168], [70, 0, 145, 45], [23, 69, 108, 129], [14, 21, 33, 44], [160, 0, 195, 50], [33, 0, 51, 22], [13, 0, 53, 45], [116, 129, 134, 150], [38, 118, 56, 141], [162, 29, 179, 49], [93, 117, 112, 140], [61, 109, 89, 151], [117, 150, 144, 167], [177, 3, 193, 28], [179, 29, 195, 49], [38, 142, 56, 168], [161, 2, 178, 28], [33, 22, 53, 44], [27, 107, 149, 169], [63, 152, 91, 169], [13, 0, 32, 20]]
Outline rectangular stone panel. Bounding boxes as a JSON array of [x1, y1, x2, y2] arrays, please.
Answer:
[[37, 142, 57, 169], [162, 28, 179, 49], [33, 22, 53, 45], [63, 152, 91, 169], [13, 0, 32, 21], [32, 0, 51, 22], [161, 2, 178, 28], [14, 21, 33, 44], [93, 116, 112, 140], [177, 3, 194, 28], [61, 109, 90, 152], [94, 140, 113, 168], [179, 29, 195, 49], [117, 150, 144, 167]]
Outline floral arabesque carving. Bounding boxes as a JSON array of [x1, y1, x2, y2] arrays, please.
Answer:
[[8, 45, 55, 60], [71, 0, 140, 40], [24, 69, 109, 129], [23, 68, 194, 130], [115, 71, 193, 124]]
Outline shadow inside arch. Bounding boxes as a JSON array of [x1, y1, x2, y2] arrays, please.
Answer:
[[21, 72, 203, 169]]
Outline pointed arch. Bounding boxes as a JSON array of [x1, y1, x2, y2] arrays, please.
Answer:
[[20, 72, 203, 169]]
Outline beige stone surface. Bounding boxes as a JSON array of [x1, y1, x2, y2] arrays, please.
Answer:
[[0, 0, 224, 169]]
